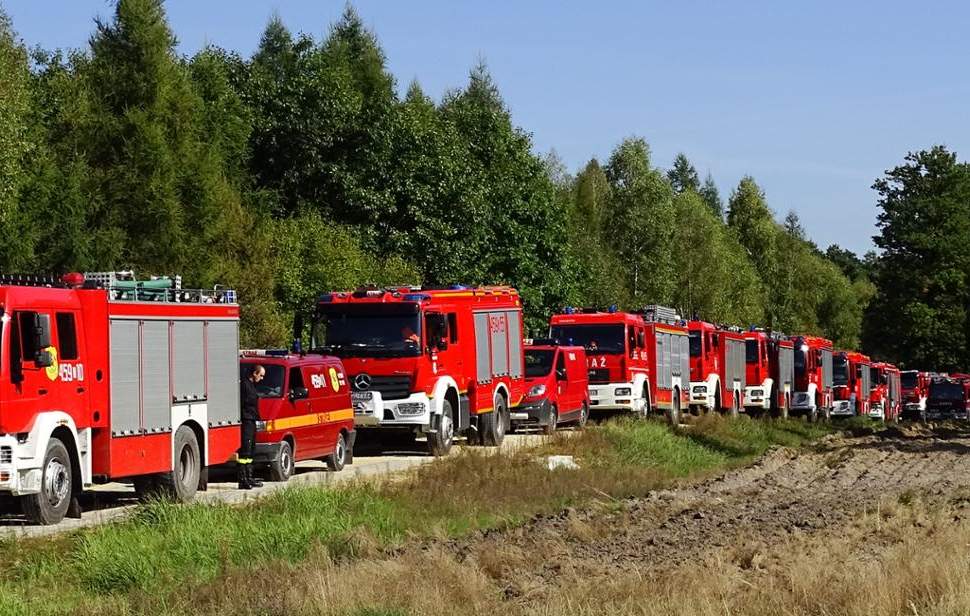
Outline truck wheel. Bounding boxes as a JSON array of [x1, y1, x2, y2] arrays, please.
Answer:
[[543, 405, 559, 435], [325, 433, 348, 471], [22, 438, 73, 525], [427, 399, 455, 456], [577, 402, 589, 429], [481, 394, 507, 447], [666, 392, 681, 426], [269, 440, 295, 482], [157, 426, 200, 503]]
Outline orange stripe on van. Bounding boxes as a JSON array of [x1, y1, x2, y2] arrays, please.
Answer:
[[265, 408, 354, 432]]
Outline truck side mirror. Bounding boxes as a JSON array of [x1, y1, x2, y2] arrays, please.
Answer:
[[289, 387, 309, 401], [34, 313, 51, 351], [35, 349, 54, 368]]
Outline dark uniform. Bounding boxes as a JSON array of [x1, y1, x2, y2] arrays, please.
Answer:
[[238, 376, 262, 488]]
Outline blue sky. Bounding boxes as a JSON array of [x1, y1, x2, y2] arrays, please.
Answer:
[[5, 1, 969, 255]]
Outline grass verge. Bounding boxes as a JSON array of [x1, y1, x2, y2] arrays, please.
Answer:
[[0, 416, 832, 615]]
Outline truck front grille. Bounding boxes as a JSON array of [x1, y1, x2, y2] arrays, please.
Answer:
[[588, 368, 610, 384], [0, 446, 11, 464], [352, 374, 413, 401]]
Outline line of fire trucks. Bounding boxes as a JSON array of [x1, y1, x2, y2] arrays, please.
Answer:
[[0, 273, 961, 525]]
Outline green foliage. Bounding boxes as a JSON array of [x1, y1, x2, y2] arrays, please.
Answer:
[[667, 152, 699, 194], [671, 190, 764, 324], [604, 138, 676, 306], [865, 146, 970, 370], [0, 3, 871, 351], [699, 172, 723, 218]]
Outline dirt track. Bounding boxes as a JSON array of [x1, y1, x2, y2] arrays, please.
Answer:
[[443, 424, 970, 597]]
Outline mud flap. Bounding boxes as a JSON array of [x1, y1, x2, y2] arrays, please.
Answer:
[[458, 394, 471, 432], [67, 496, 82, 519], [345, 429, 357, 465], [197, 467, 209, 492]]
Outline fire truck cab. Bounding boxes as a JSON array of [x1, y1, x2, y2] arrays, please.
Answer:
[[742, 330, 794, 417], [901, 370, 931, 420], [309, 286, 525, 456], [687, 321, 745, 415], [925, 375, 970, 421], [791, 335, 834, 421], [240, 351, 356, 481], [0, 272, 240, 524], [870, 362, 901, 421], [549, 305, 690, 425], [831, 351, 872, 418]]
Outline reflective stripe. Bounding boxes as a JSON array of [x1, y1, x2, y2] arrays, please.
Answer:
[[265, 408, 354, 432], [237, 458, 253, 464]]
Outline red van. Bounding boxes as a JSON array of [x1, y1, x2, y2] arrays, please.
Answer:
[[511, 343, 590, 433], [240, 351, 356, 481]]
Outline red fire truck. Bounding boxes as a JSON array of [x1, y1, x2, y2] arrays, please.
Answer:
[[870, 362, 901, 421], [308, 286, 525, 456], [240, 351, 356, 481], [791, 335, 834, 421], [831, 351, 872, 418], [901, 370, 932, 420], [0, 272, 240, 524], [742, 330, 794, 417], [549, 305, 690, 425], [687, 321, 745, 415]]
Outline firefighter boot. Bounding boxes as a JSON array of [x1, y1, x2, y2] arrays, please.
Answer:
[[248, 465, 264, 488], [237, 464, 253, 490]]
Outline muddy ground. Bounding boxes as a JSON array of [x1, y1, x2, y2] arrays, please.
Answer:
[[436, 423, 970, 599]]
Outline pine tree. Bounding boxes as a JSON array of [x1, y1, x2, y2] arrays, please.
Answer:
[[667, 153, 699, 193], [699, 172, 723, 218]]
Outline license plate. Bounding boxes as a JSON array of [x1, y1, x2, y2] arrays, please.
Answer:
[[352, 391, 373, 402]]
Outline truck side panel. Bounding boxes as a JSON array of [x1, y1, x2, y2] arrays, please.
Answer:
[[172, 321, 205, 402], [141, 321, 171, 434], [109, 320, 141, 436], [206, 320, 240, 429], [473, 313, 491, 384]]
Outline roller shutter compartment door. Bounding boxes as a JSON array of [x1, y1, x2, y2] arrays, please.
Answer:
[[141, 320, 171, 434], [109, 320, 141, 436], [490, 312, 509, 378], [172, 321, 206, 402], [206, 320, 240, 427], [506, 310, 523, 379], [473, 313, 492, 384]]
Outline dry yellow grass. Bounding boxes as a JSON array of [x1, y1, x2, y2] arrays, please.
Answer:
[[160, 493, 970, 616]]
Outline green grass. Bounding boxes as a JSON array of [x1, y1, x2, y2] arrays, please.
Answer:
[[0, 416, 833, 615]]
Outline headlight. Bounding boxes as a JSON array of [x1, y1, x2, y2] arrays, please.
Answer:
[[528, 384, 546, 397], [615, 387, 631, 396], [750, 390, 764, 397], [256, 420, 268, 432], [692, 385, 707, 394]]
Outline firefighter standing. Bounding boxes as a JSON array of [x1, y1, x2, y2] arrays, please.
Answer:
[[238, 364, 265, 490]]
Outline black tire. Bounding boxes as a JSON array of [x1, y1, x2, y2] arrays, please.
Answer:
[[576, 401, 589, 429], [427, 399, 455, 457], [481, 394, 507, 447], [21, 438, 73, 525], [157, 426, 201, 503], [326, 432, 348, 471], [543, 405, 559, 435], [666, 390, 681, 426], [269, 440, 295, 482]]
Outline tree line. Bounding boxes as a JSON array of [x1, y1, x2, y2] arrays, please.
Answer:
[[0, 0, 934, 360]]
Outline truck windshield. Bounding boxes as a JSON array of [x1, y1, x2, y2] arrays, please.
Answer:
[[930, 381, 964, 401], [688, 332, 702, 357], [901, 372, 918, 389], [525, 349, 555, 378], [832, 356, 849, 386], [550, 324, 624, 354], [314, 304, 422, 358], [745, 340, 759, 364], [240, 364, 286, 398]]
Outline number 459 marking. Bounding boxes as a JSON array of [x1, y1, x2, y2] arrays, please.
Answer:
[[59, 364, 85, 382]]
